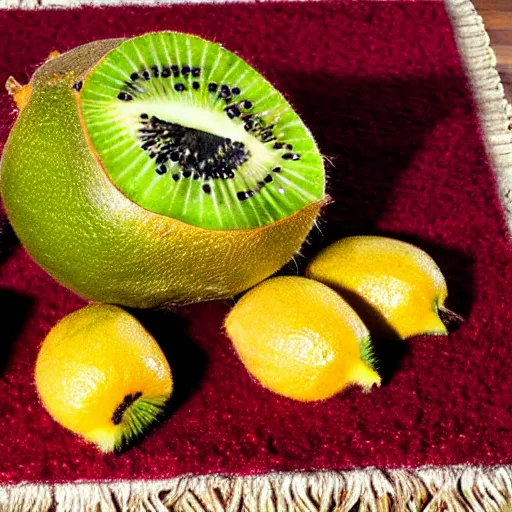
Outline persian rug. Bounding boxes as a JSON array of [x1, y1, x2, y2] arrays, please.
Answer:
[[0, 0, 511, 510]]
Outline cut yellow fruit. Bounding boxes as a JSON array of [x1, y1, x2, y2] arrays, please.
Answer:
[[306, 236, 461, 340], [35, 304, 172, 452], [224, 276, 380, 402]]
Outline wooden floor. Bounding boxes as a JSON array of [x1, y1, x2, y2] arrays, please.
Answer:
[[473, 0, 512, 102]]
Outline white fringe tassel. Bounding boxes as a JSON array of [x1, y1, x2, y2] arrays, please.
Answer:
[[0, 0, 276, 9], [446, 0, 512, 233], [1, 466, 512, 511]]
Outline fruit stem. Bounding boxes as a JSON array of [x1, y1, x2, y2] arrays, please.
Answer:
[[47, 50, 61, 61], [117, 394, 169, 450], [5, 76, 32, 111], [86, 394, 169, 453], [111, 391, 143, 425], [351, 361, 381, 392], [359, 336, 379, 372], [438, 307, 464, 332]]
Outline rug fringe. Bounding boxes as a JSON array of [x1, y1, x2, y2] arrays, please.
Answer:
[[2, 466, 512, 511], [446, 0, 512, 234]]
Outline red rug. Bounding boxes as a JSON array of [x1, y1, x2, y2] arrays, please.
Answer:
[[0, 0, 511, 504]]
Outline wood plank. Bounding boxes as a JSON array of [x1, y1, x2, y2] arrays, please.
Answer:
[[473, 0, 512, 102], [473, 0, 512, 12], [477, 12, 512, 31], [486, 30, 512, 47]]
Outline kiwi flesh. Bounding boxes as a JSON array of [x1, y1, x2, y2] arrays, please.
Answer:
[[80, 33, 323, 229], [0, 32, 325, 308]]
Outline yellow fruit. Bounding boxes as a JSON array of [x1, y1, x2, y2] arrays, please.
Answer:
[[224, 276, 380, 401], [35, 304, 172, 452], [306, 236, 462, 340]]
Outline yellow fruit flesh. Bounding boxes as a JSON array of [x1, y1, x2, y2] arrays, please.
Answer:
[[225, 276, 380, 402], [35, 305, 172, 451], [306, 236, 449, 340]]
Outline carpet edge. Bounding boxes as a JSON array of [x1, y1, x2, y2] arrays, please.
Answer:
[[2, 466, 512, 511], [446, 0, 512, 236]]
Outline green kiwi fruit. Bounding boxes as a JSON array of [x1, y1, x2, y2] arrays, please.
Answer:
[[1, 32, 325, 308]]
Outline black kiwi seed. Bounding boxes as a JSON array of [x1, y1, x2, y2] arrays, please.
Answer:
[[142, 70, 151, 80], [140, 113, 149, 120], [242, 100, 253, 109], [282, 153, 300, 161], [117, 92, 133, 101], [73, 81, 83, 91], [273, 142, 284, 149], [156, 165, 167, 175], [237, 191, 248, 201], [137, 115, 251, 185], [161, 67, 171, 78], [202, 184, 211, 194], [130, 72, 139, 81], [182, 66, 191, 76], [272, 166, 281, 173], [172, 174, 180, 182], [232, 87, 240, 95], [112, 392, 143, 425], [174, 83, 186, 92], [286, 144, 293, 150], [192, 82, 200, 90], [225, 106, 241, 119], [208, 83, 218, 92], [221, 84, 230, 94], [151, 65, 159, 77], [192, 68, 201, 77], [264, 174, 273, 183]]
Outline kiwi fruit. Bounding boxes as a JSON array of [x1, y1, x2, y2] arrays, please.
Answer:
[[1, 32, 325, 308]]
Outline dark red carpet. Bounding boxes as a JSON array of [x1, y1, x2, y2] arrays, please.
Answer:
[[0, 1, 511, 484]]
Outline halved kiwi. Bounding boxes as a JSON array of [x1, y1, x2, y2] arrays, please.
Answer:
[[1, 32, 325, 307], [80, 33, 323, 230]]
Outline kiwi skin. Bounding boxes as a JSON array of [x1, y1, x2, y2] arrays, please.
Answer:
[[0, 38, 324, 308]]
